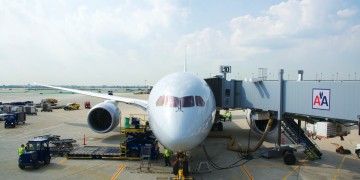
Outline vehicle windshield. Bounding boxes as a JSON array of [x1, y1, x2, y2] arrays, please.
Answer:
[[27, 142, 41, 151]]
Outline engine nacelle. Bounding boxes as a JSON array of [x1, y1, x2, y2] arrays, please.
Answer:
[[246, 109, 277, 134], [87, 100, 121, 133]]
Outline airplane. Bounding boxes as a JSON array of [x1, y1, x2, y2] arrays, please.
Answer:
[[36, 72, 217, 153]]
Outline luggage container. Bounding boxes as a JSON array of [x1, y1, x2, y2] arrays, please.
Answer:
[[3, 105, 12, 113], [41, 103, 52, 112], [25, 106, 37, 115], [15, 112, 26, 124], [13, 106, 24, 113]]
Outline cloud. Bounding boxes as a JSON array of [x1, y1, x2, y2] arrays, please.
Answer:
[[228, 0, 360, 48], [337, 8, 357, 18], [0, 0, 359, 84], [0, 0, 187, 85]]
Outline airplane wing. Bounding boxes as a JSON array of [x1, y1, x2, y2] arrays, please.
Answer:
[[34, 83, 148, 111]]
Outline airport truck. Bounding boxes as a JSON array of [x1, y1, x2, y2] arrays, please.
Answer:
[[4, 114, 16, 128], [4, 113, 26, 128], [18, 137, 51, 169]]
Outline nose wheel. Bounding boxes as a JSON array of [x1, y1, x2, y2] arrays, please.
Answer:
[[172, 153, 192, 180]]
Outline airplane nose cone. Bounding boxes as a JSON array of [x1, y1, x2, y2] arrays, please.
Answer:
[[156, 110, 211, 152]]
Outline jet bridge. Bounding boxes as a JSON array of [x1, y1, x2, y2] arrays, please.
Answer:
[[205, 67, 360, 147]]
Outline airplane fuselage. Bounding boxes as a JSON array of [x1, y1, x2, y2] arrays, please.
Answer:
[[148, 72, 216, 152]]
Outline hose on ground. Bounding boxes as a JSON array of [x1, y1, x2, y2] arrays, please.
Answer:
[[208, 118, 274, 153]]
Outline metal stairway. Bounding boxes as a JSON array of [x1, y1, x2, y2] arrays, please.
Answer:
[[281, 118, 322, 160]]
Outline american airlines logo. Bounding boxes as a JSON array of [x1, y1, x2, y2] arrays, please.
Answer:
[[312, 89, 330, 110]]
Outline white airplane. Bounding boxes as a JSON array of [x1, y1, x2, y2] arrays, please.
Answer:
[[36, 72, 216, 152]]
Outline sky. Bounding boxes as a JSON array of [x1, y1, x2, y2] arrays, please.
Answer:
[[1, 0, 360, 85]]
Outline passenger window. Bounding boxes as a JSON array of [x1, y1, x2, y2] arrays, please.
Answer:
[[164, 96, 179, 107], [156, 96, 165, 106], [181, 96, 194, 107], [195, 96, 205, 107]]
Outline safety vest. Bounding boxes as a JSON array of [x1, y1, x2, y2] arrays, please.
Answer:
[[18, 147, 24, 156], [164, 149, 170, 157]]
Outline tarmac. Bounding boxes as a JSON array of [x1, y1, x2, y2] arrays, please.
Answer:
[[1, 92, 360, 180]]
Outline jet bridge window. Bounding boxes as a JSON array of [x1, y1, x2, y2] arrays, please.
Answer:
[[181, 96, 195, 108]]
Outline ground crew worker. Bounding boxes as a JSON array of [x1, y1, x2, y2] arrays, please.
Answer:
[[164, 148, 171, 166], [229, 112, 232, 122], [18, 144, 25, 156], [223, 113, 227, 121]]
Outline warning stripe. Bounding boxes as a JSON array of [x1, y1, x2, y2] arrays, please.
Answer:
[[241, 165, 253, 180], [111, 164, 126, 180]]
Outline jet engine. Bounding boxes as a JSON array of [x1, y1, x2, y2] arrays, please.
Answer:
[[246, 109, 278, 134], [87, 100, 120, 133]]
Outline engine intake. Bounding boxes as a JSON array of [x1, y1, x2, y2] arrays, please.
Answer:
[[246, 109, 277, 134], [87, 100, 120, 133]]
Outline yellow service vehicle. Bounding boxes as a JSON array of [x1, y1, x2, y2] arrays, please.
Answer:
[[63, 103, 80, 110]]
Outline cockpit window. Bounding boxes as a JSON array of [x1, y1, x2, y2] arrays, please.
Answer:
[[156, 96, 179, 107], [195, 96, 205, 107], [164, 96, 179, 107], [156, 95, 205, 108], [156, 96, 165, 106], [181, 96, 194, 108]]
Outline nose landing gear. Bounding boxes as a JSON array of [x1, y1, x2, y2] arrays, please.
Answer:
[[172, 153, 192, 180]]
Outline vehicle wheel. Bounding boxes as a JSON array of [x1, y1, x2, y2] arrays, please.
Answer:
[[44, 156, 51, 165], [23, 122, 25, 124], [77, 107, 79, 110], [34, 163, 39, 169], [19, 164, 25, 169], [283, 151, 296, 165], [343, 149, 351, 154], [356, 150, 360, 158]]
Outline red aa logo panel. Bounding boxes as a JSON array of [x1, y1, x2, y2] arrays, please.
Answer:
[[312, 89, 330, 110]]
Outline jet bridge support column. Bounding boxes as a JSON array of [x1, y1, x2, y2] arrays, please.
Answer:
[[358, 115, 360, 135], [277, 69, 284, 146]]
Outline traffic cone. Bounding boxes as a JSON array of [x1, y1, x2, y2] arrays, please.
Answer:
[[83, 134, 87, 145]]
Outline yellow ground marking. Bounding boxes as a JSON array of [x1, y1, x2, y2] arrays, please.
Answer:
[[241, 165, 253, 180], [111, 164, 126, 180], [282, 154, 314, 179], [283, 166, 299, 180], [58, 157, 67, 165], [333, 156, 346, 180]]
